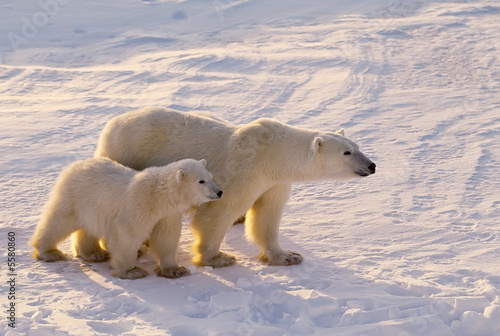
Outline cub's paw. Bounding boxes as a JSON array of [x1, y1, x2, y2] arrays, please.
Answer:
[[195, 251, 237, 268], [80, 249, 110, 263], [114, 266, 149, 280], [260, 250, 303, 266], [35, 249, 67, 262], [155, 265, 191, 279]]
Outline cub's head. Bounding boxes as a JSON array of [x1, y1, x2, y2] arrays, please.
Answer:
[[174, 159, 223, 206], [311, 128, 376, 180]]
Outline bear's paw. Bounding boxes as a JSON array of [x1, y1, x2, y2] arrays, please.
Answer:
[[115, 266, 149, 280], [35, 249, 67, 262], [80, 249, 110, 263], [260, 250, 303, 266], [195, 251, 237, 268], [155, 265, 191, 279]]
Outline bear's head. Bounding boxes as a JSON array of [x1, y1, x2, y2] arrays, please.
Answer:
[[174, 159, 223, 206], [311, 129, 376, 180]]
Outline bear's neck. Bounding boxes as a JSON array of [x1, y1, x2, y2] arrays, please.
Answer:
[[132, 169, 185, 218], [257, 123, 320, 183]]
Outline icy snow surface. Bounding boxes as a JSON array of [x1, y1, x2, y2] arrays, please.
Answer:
[[1, 0, 499, 335]]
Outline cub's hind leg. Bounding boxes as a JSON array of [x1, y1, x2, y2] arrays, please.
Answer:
[[106, 219, 150, 279], [32, 203, 77, 262], [73, 229, 109, 262]]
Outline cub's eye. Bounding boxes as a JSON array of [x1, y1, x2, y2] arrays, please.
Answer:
[[199, 180, 205, 184], [343, 151, 352, 155]]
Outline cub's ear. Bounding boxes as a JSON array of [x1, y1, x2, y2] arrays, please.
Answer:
[[176, 170, 185, 182], [199, 159, 207, 167], [313, 137, 324, 153], [335, 128, 345, 136]]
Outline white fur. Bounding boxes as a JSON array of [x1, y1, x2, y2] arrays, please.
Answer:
[[94, 107, 376, 267], [32, 157, 221, 279]]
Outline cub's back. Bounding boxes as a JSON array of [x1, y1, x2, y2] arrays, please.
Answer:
[[55, 158, 136, 206]]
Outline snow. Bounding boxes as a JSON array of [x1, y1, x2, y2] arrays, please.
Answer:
[[1, 0, 499, 335]]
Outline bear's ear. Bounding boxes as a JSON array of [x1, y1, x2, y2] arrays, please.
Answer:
[[176, 170, 185, 182], [313, 137, 324, 153], [335, 128, 345, 136], [199, 159, 207, 167]]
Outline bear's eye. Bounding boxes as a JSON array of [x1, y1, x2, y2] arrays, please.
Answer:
[[199, 180, 205, 184], [343, 151, 352, 156]]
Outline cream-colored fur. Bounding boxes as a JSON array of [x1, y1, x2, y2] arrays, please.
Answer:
[[32, 157, 222, 279], [94, 107, 376, 267]]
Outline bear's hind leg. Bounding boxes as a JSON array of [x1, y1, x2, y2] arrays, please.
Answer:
[[246, 184, 303, 266], [32, 204, 76, 262], [73, 229, 109, 262], [106, 220, 150, 280], [149, 214, 191, 279], [107, 238, 148, 280]]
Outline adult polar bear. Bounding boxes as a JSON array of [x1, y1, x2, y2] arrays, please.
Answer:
[[95, 107, 376, 268]]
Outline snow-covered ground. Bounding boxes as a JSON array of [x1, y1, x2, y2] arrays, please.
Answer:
[[1, 0, 499, 335]]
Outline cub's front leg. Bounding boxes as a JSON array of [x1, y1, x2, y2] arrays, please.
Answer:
[[149, 214, 191, 279]]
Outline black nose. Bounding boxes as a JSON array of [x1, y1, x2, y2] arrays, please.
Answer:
[[217, 190, 223, 198], [368, 162, 376, 174]]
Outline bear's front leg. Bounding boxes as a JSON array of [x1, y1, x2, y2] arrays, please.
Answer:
[[191, 203, 237, 268], [149, 214, 191, 279], [246, 184, 303, 266]]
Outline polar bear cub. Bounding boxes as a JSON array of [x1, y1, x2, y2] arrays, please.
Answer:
[[32, 157, 222, 279]]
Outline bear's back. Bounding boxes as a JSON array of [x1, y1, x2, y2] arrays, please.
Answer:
[[96, 107, 234, 171], [56, 158, 136, 200]]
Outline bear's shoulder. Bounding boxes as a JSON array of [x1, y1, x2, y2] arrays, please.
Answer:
[[236, 117, 303, 141], [237, 118, 287, 135], [229, 118, 293, 151], [81, 157, 137, 176], [133, 107, 187, 123]]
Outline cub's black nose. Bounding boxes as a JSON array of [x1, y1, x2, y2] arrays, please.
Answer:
[[217, 190, 223, 198], [368, 162, 376, 174]]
